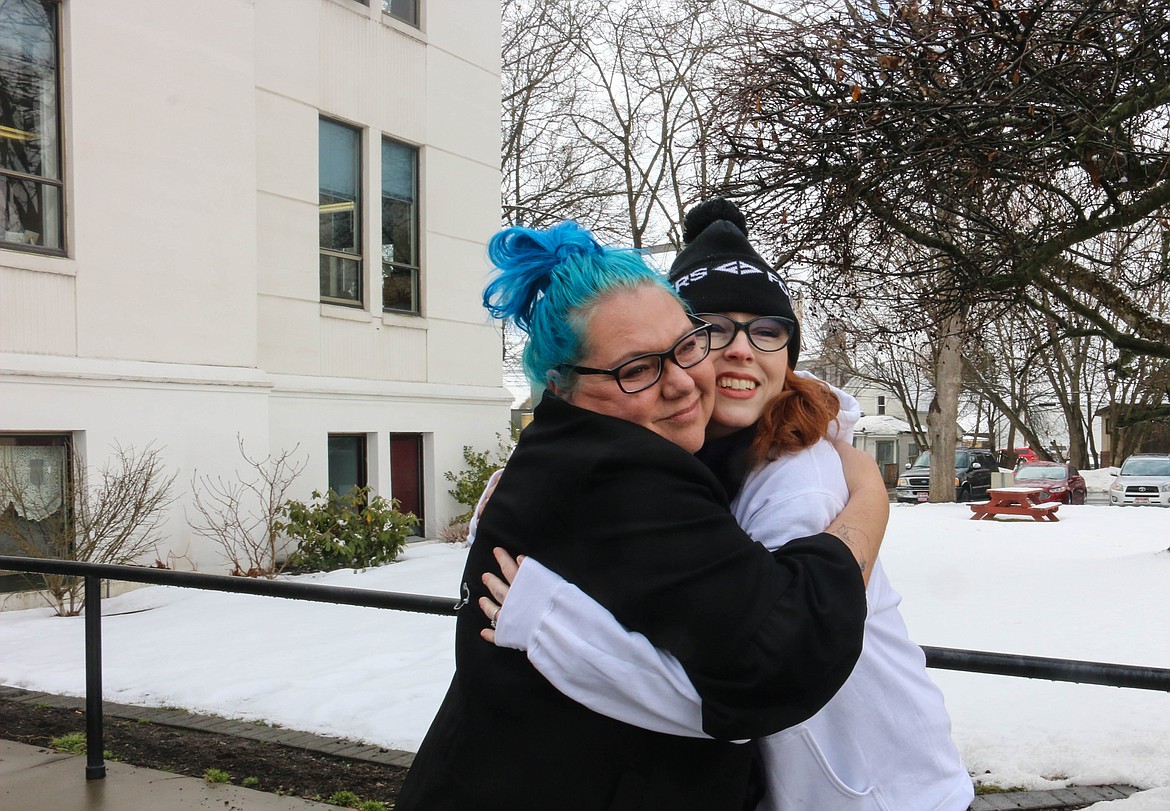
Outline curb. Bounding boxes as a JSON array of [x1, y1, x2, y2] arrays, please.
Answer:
[[969, 784, 1138, 810], [0, 685, 415, 770], [0, 686, 1142, 809]]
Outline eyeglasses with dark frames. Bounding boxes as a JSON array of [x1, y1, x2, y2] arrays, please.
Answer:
[[560, 320, 713, 394], [697, 313, 795, 353]]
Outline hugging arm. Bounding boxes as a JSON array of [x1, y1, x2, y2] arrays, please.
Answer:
[[484, 547, 711, 739], [481, 445, 881, 740], [824, 441, 888, 586]]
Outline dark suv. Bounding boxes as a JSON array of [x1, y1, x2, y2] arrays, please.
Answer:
[[895, 448, 999, 503]]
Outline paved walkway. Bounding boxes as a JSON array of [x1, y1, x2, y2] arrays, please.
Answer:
[[0, 687, 1141, 811], [0, 739, 338, 811]]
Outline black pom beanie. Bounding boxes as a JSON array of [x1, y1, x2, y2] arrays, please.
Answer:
[[668, 198, 801, 367]]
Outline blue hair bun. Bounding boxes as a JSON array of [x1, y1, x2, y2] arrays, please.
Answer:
[[482, 219, 670, 388], [484, 221, 600, 333]]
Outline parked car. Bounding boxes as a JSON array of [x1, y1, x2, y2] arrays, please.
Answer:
[[1109, 453, 1170, 507], [998, 447, 1039, 468], [895, 448, 999, 503], [1012, 461, 1087, 505]]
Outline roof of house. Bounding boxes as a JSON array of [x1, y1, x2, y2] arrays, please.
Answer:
[[854, 414, 914, 435]]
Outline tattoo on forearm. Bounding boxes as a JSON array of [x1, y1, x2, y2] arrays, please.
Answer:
[[829, 523, 869, 576]]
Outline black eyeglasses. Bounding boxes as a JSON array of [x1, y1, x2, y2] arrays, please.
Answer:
[[561, 320, 713, 394], [697, 313, 795, 353]]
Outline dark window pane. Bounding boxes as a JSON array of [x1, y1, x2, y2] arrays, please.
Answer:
[[1, 175, 61, 249], [382, 263, 418, 312], [320, 254, 362, 302], [327, 435, 367, 496], [0, 434, 70, 561], [381, 197, 414, 266], [381, 139, 418, 313], [0, 0, 59, 178], [383, 0, 419, 27], [319, 192, 358, 255]]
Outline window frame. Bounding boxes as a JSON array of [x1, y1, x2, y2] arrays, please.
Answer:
[[0, 0, 66, 256], [0, 433, 72, 589], [319, 116, 364, 308], [382, 0, 420, 28], [380, 136, 421, 315], [326, 433, 369, 497]]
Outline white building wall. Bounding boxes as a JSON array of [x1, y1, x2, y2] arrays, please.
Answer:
[[1, 0, 508, 574]]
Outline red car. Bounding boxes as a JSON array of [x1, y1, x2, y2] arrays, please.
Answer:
[[999, 447, 1040, 468], [1012, 461, 1088, 505]]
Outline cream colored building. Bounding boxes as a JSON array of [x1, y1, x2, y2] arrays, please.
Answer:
[[1, 0, 508, 573]]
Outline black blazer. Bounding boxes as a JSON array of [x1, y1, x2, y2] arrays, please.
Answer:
[[396, 395, 865, 811]]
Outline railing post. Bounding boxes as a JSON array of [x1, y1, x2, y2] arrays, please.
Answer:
[[84, 575, 105, 780]]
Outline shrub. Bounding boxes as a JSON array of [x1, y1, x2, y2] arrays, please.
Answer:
[[437, 521, 470, 543], [189, 437, 306, 579], [204, 768, 231, 784], [280, 486, 417, 572], [444, 434, 513, 523]]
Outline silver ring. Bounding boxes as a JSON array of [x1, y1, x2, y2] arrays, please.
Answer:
[[491, 607, 500, 629]]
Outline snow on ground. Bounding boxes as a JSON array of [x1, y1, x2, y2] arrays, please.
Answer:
[[2, 496, 1168, 807]]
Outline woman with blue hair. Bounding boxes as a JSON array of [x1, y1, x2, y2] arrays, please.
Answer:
[[476, 202, 973, 811], [395, 220, 887, 811]]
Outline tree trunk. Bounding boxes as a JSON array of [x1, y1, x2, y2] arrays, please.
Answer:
[[929, 312, 965, 502]]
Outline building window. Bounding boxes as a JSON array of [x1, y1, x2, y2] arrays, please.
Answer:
[[875, 440, 895, 465], [383, 0, 419, 27], [319, 118, 362, 305], [381, 138, 419, 314], [0, 434, 69, 566], [0, 0, 63, 253], [877, 395, 886, 416], [327, 434, 367, 497]]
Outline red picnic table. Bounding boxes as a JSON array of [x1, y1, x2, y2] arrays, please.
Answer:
[[969, 486, 1060, 522]]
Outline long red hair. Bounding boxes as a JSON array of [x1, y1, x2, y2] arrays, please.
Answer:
[[751, 373, 840, 464]]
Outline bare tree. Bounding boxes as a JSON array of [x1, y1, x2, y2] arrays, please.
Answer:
[[714, 0, 1170, 357], [699, 0, 1170, 493], [502, 0, 762, 244], [188, 438, 306, 578], [0, 442, 177, 616]]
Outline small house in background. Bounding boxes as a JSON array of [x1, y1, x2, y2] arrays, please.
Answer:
[[852, 415, 918, 487], [1094, 406, 1170, 467]]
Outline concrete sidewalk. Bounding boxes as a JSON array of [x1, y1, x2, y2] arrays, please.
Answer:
[[0, 739, 336, 811], [0, 687, 1141, 811], [0, 734, 1142, 811]]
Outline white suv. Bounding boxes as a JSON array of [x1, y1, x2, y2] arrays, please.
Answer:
[[1109, 453, 1170, 507]]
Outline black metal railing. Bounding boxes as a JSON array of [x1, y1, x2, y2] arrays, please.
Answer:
[[0, 555, 462, 780], [2, 554, 1168, 782]]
